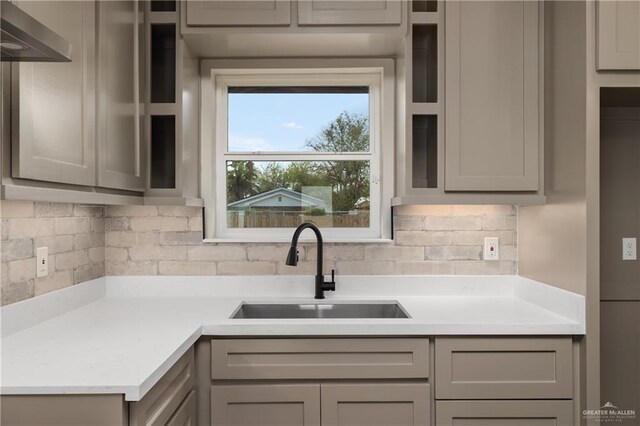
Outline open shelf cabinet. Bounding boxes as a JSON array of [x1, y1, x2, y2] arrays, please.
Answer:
[[145, 2, 202, 207]]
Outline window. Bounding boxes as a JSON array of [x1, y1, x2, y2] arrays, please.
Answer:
[[201, 60, 394, 241]]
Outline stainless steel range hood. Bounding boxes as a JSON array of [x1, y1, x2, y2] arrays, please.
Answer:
[[1, 1, 72, 62]]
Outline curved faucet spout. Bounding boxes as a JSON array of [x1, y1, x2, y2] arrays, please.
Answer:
[[285, 222, 335, 299]]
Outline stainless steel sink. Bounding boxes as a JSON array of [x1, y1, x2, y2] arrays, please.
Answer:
[[231, 302, 410, 319]]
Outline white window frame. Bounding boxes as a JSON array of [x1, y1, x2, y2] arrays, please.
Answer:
[[200, 59, 394, 242]]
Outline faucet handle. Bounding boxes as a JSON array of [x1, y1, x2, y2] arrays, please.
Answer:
[[322, 269, 336, 293]]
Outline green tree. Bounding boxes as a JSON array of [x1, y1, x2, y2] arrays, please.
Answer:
[[305, 111, 370, 153], [284, 162, 326, 192], [226, 161, 256, 203], [254, 163, 287, 193], [225, 112, 371, 212], [305, 112, 370, 211]]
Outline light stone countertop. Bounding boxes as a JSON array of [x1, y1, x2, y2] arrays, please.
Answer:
[[0, 275, 585, 401]]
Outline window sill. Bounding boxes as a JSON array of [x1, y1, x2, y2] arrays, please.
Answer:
[[202, 238, 394, 244]]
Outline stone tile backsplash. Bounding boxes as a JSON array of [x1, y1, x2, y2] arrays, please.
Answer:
[[1, 201, 105, 306], [1, 201, 518, 306], [103, 204, 517, 278]]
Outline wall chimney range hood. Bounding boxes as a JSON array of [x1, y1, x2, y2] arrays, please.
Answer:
[[1, 1, 72, 62]]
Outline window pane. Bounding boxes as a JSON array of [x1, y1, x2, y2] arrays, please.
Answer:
[[227, 87, 370, 152], [226, 160, 370, 229]]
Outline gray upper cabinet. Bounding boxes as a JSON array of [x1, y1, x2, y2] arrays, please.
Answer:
[[444, 0, 540, 192], [597, 0, 640, 70], [97, 0, 145, 192], [298, 0, 402, 26], [11, 0, 97, 187], [185, 0, 292, 27]]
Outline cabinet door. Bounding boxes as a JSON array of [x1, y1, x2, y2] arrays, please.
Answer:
[[597, 0, 640, 70], [298, 1, 402, 26], [166, 391, 196, 426], [321, 383, 430, 426], [185, 0, 291, 27], [130, 348, 195, 426], [211, 384, 320, 426], [445, 1, 539, 191], [97, 0, 145, 191], [11, 1, 96, 187], [435, 401, 574, 426]]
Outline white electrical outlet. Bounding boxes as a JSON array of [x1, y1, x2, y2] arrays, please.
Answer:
[[622, 238, 637, 261], [36, 247, 48, 277], [484, 237, 499, 261]]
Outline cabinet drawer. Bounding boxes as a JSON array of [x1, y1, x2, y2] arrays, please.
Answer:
[[435, 337, 573, 399], [436, 400, 574, 426], [211, 338, 429, 380], [130, 348, 195, 426]]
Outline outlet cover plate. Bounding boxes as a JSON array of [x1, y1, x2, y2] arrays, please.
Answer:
[[622, 237, 637, 261], [484, 237, 499, 261], [36, 247, 48, 277]]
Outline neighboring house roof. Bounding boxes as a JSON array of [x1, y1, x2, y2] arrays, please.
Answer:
[[354, 197, 370, 208], [228, 188, 327, 210]]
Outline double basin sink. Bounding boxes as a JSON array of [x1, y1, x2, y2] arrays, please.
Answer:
[[231, 301, 410, 319]]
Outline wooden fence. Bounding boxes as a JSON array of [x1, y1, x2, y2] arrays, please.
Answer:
[[227, 211, 370, 228]]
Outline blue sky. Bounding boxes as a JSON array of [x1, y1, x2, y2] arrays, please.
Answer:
[[227, 93, 369, 152]]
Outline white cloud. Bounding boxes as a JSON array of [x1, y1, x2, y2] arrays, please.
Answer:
[[228, 135, 273, 152], [283, 122, 303, 129]]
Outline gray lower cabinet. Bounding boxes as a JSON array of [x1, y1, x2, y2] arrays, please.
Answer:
[[211, 382, 430, 426], [129, 348, 196, 426], [130, 347, 196, 426], [166, 390, 197, 426], [597, 0, 640, 70], [211, 384, 321, 426], [0, 337, 579, 426], [434, 337, 575, 426], [0, 347, 196, 426], [0, 394, 127, 426], [11, 0, 97, 187], [322, 383, 430, 426], [444, 0, 540, 192], [435, 400, 574, 426], [208, 338, 431, 426]]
